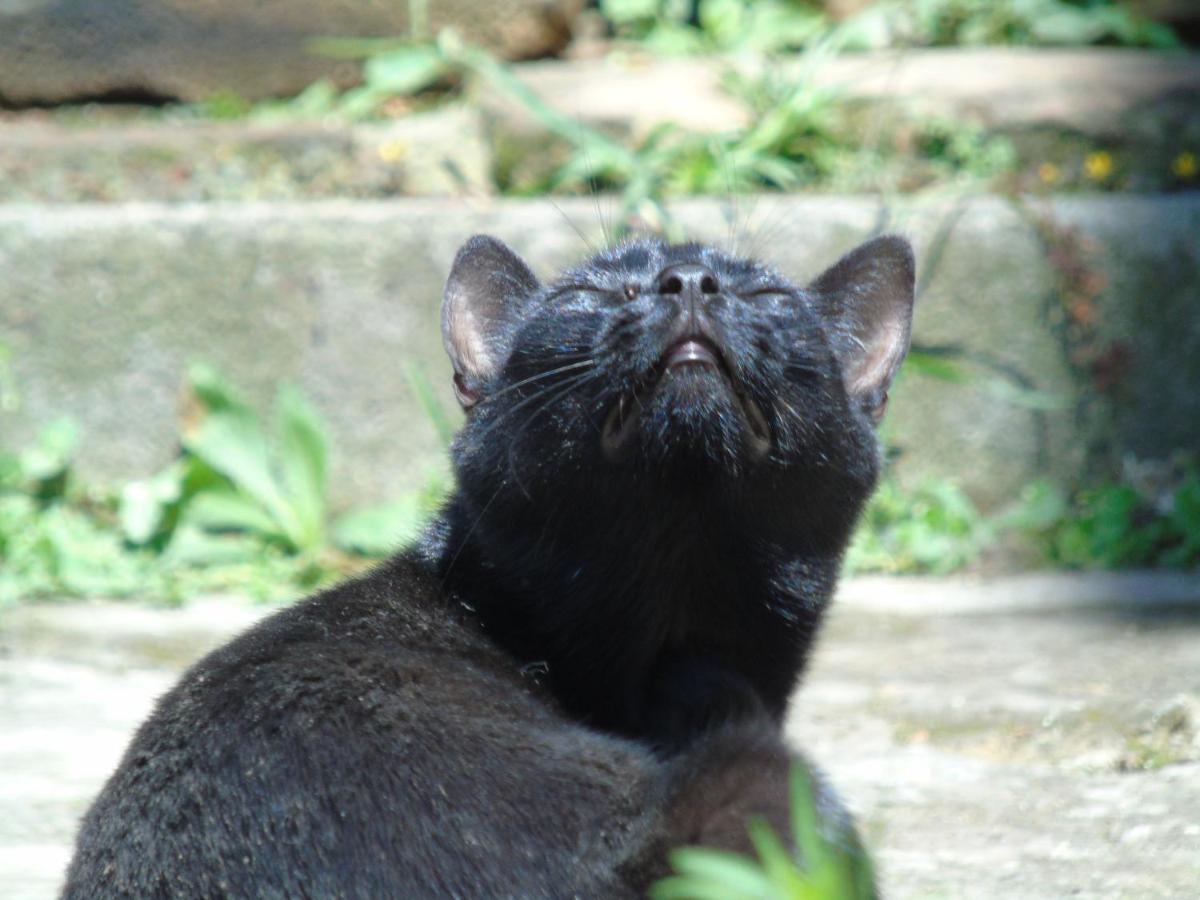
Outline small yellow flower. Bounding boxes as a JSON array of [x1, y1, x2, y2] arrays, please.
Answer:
[[1172, 152, 1197, 180], [1084, 151, 1114, 181], [377, 140, 409, 164], [1038, 162, 1061, 185]]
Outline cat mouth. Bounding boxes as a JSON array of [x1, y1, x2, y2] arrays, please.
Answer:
[[601, 336, 771, 460]]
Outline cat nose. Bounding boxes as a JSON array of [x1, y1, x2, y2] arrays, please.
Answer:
[[656, 264, 720, 300]]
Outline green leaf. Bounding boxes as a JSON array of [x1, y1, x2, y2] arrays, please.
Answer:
[[306, 36, 411, 60], [363, 44, 446, 95], [332, 495, 427, 556], [601, 0, 660, 27], [698, 0, 745, 46], [1031, 7, 1107, 45], [789, 766, 820, 874], [407, 365, 458, 447], [648, 874, 757, 900], [447, 42, 637, 174], [181, 491, 286, 542], [182, 380, 295, 542], [20, 417, 78, 483], [186, 362, 252, 418], [26, 505, 147, 598], [643, 23, 709, 55], [119, 462, 185, 545], [0, 451, 19, 490], [666, 848, 773, 897], [335, 85, 389, 120], [250, 80, 340, 123], [902, 351, 970, 383], [996, 480, 1068, 533], [165, 525, 264, 567], [747, 817, 807, 896], [277, 384, 329, 549]]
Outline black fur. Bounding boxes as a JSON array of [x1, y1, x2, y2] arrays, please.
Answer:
[[64, 234, 914, 897]]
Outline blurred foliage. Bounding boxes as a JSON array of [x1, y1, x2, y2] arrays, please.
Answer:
[[0, 366, 452, 607], [0, 419, 150, 605], [120, 363, 451, 564], [599, 0, 1180, 51], [1002, 464, 1200, 569], [847, 477, 989, 575], [651, 765, 876, 900], [601, 0, 827, 54], [282, 30, 1025, 238], [2, 365, 1196, 609], [849, 0, 1180, 50], [845, 454, 1200, 577], [110, 6, 1181, 214]]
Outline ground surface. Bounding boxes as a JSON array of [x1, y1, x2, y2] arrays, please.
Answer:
[[1, 573, 1197, 898]]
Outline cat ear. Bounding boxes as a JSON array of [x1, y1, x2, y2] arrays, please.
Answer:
[[442, 235, 540, 410], [809, 235, 915, 423]]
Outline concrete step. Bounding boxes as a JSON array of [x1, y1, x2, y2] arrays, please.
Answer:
[[0, 106, 493, 203], [483, 47, 1200, 139], [3, 49, 1197, 203], [2, 194, 1197, 508]]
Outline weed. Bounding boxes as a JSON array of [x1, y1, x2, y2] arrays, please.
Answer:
[[599, 0, 1178, 52], [869, 0, 1180, 50], [847, 478, 989, 575], [0, 419, 155, 606], [651, 764, 876, 900], [121, 363, 452, 565], [1003, 463, 1200, 569], [0, 366, 454, 607], [602, 0, 827, 55]]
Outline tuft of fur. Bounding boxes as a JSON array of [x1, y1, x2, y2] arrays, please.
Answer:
[[64, 235, 912, 898]]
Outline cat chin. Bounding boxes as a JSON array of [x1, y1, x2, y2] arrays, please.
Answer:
[[600, 366, 771, 466]]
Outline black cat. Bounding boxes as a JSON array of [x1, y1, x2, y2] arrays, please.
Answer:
[[63, 232, 914, 898]]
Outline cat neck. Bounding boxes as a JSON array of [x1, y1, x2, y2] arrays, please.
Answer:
[[426, 482, 844, 737]]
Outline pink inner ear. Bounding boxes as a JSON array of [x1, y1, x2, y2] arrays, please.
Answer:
[[847, 320, 907, 400], [453, 373, 480, 411]]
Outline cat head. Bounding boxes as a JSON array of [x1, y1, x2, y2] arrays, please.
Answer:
[[442, 235, 913, 504]]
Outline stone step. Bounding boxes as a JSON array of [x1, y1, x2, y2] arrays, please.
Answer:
[[1, 194, 1197, 509], [0, 106, 493, 203], [482, 47, 1200, 139], [3, 49, 1197, 203], [0, 0, 584, 105]]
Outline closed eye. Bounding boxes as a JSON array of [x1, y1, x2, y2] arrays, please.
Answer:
[[740, 287, 793, 300], [545, 283, 610, 302]]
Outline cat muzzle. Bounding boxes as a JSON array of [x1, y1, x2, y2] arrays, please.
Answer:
[[600, 334, 771, 462]]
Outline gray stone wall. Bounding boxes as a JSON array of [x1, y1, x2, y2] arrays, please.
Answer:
[[1, 195, 1196, 509]]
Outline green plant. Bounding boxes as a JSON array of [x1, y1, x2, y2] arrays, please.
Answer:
[[120, 363, 453, 565], [854, 0, 1180, 50], [846, 477, 989, 575], [118, 363, 331, 561], [334, 367, 455, 556], [0, 365, 458, 607], [1004, 467, 1200, 569], [465, 29, 857, 236], [913, 116, 1018, 182], [602, 0, 827, 55], [0, 419, 158, 606], [599, 0, 1178, 52], [651, 765, 876, 900]]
